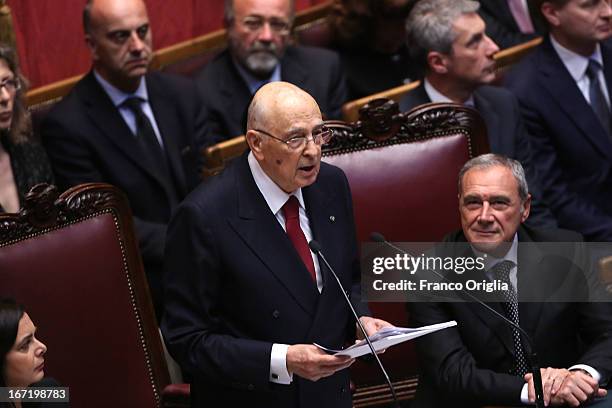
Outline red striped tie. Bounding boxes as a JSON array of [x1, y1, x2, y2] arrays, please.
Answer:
[[282, 196, 316, 282]]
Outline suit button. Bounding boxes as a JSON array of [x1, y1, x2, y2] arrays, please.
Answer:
[[340, 386, 347, 393], [272, 310, 280, 319], [248, 384, 255, 391]]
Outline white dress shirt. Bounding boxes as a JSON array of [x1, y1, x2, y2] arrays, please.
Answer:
[[247, 152, 323, 385], [423, 78, 476, 107]]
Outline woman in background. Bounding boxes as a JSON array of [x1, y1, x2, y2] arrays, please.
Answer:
[[0, 299, 69, 408], [0, 44, 53, 213]]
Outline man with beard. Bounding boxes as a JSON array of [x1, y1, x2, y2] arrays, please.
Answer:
[[41, 0, 205, 320], [196, 0, 347, 146]]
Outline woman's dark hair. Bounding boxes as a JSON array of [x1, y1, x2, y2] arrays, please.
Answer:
[[0, 299, 25, 388], [0, 44, 31, 145]]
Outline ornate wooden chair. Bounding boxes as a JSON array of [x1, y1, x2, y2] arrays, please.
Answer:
[[0, 183, 189, 408], [341, 81, 422, 123], [322, 100, 489, 407]]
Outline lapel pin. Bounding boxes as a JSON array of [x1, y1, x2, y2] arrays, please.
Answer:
[[329, 215, 336, 222]]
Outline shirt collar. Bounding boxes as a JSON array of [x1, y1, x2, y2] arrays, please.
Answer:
[[93, 70, 149, 107], [472, 233, 519, 271], [233, 59, 282, 95], [247, 151, 305, 215], [550, 34, 603, 82], [424, 78, 475, 107]]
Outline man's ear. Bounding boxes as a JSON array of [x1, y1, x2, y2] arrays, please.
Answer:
[[540, 2, 561, 28], [427, 50, 449, 75], [520, 194, 532, 223], [246, 130, 264, 160], [85, 34, 98, 60]]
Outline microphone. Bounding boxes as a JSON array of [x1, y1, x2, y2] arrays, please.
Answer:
[[308, 240, 400, 408], [370, 232, 545, 408]]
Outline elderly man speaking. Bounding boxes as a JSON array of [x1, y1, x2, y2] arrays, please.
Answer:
[[162, 82, 390, 408]]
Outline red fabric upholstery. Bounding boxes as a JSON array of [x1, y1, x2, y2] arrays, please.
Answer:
[[322, 101, 489, 391], [0, 184, 180, 408]]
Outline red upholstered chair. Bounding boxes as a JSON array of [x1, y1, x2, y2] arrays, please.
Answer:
[[0, 183, 189, 408], [323, 100, 489, 407]]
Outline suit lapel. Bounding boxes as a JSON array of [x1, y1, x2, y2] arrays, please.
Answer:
[[515, 227, 544, 341], [602, 42, 612, 110], [280, 48, 308, 87], [147, 77, 188, 196], [77, 72, 177, 196], [473, 90, 505, 153], [218, 53, 253, 130], [537, 39, 612, 158], [228, 155, 320, 316]]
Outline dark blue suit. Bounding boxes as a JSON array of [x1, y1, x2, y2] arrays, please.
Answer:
[[161, 153, 366, 407], [196, 46, 347, 146], [42, 71, 204, 317], [399, 83, 557, 228], [507, 37, 612, 241], [409, 226, 612, 408]]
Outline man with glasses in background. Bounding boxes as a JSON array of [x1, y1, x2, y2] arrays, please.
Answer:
[[163, 82, 390, 408], [196, 0, 347, 146]]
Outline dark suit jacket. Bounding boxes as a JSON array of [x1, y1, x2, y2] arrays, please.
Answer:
[[196, 46, 347, 145], [161, 153, 367, 407], [408, 225, 612, 408], [41, 71, 205, 316], [399, 83, 556, 228], [0, 134, 54, 213], [477, 0, 544, 49], [507, 38, 612, 241]]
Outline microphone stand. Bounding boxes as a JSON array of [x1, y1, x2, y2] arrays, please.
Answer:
[[308, 240, 400, 408], [370, 232, 545, 408]]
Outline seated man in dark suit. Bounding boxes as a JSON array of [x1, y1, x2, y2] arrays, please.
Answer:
[[477, 0, 544, 49], [408, 154, 612, 408], [41, 0, 205, 319], [506, 0, 612, 242], [196, 0, 347, 145], [162, 81, 390, 408], [400, 0, 556, 228]]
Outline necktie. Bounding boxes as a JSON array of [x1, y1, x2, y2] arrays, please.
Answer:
[[585, 59, 612, 137], [492, 260, 529, 377], [507, 0, 535, 34], [282, 196, 316, 283], [122, 97, 169, 172]]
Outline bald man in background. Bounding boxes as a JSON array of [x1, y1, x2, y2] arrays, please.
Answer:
[[162, 82, 390, 407], [42, 0, 206, 319]]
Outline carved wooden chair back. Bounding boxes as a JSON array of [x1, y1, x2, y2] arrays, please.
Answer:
[[0, 183, 186, 407], [322, 100, 490, 406]]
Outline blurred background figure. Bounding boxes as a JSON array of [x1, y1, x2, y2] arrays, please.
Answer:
[[0, 299, 68, 408], [329, 0, 418, 100], [0, 45, 53, 214], [477, 0, 545, 49]]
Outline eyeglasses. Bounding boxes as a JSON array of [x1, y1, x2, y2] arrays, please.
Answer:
[[240, 16, 291, 34], [0, 78, 20, 93], [254, 126, 332, 150]]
